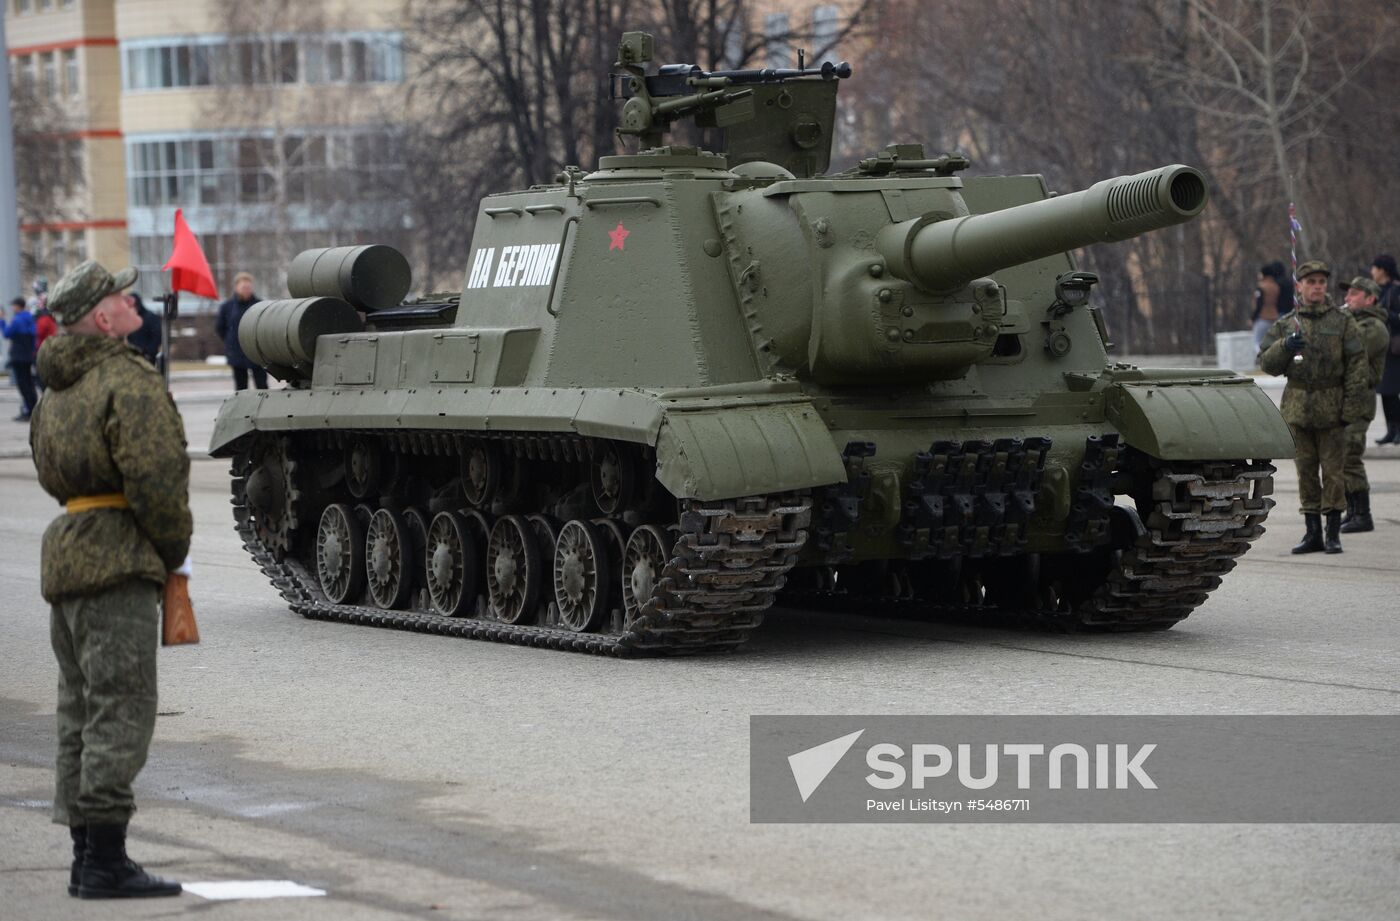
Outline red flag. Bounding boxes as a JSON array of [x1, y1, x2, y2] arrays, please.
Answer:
[[161, 208, 218, 299]]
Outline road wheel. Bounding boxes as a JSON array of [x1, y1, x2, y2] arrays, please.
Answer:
[[317, 503, 366, 604], [555, 519, 610, 632], [487, 515, 542, 624], [426, 511, 479, 617], [623, 524, 671, 624], [461, 442, 502, 508], [366, 508, 415, 610]]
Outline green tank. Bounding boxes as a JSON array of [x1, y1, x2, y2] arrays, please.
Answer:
[[210, 33, 1294, 654]]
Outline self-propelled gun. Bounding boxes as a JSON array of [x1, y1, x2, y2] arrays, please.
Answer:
[[210, 32, 1293, 654]]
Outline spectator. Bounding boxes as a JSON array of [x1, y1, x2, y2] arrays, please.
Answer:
[[1372, 254, 1400, 445], [1252, 261, 1294, 349], [3, 296, 40, 421], [26, 275, 48, 313], [34, 302, 58, 392], [35, 303, 58, 351], [215, 272, 266, 390], [124, 293, 163, 368]]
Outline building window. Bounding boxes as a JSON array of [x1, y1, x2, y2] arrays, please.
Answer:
[[325, 41, 344, 81], [64, 138, 83, 183], [12, 56, 30, 92], [16, 0, 33, 15], [276, 40, 298, 83], [62, 49, 79, 96], [41, 51, 58, 98], [812, 6, 839, 65], [61, 0, 76, 8], [23, 232, 43, 276], [37, 0, 51, 11], [367, 36, 402, 82], [51, 234, 69, 278], [122, 33, 403, 91], [126, 128, 406, 209], [763, 13, 790, 69]]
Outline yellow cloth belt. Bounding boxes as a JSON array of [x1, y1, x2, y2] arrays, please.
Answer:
[[66, 493, 130, 514]]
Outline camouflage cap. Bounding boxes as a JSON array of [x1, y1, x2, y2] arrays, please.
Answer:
[[1296, 260, 1330, 279], [1340, 275, 1381, 299], [48, 260, 138, 326]]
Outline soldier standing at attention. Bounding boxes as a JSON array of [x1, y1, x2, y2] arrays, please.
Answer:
[[1337, 276, 1389, 533], [29, 261, 192, 899], [1258, 261, 1371, 554]]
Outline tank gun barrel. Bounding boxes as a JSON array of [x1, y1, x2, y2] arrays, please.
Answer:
[[876, 164, 1209, 293]]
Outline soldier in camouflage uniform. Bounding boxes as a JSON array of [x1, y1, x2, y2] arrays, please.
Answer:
[[1337, 276, 1389, 533], [1258, 261, 1371, 554], [29, 261, 192, 900]]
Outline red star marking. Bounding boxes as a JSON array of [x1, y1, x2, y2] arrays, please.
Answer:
[[608, 222, 630, 251]]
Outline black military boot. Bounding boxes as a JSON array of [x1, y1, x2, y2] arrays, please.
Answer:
[[1340, 492, 1355, 527], [68, 825, 85, 896], [1340, 491, 1374, 533], [1323, 511, 1343, 554], [78, 824, 181, 899], [1290, 514, 1324, 554], [1377, 426, 1398, 446]]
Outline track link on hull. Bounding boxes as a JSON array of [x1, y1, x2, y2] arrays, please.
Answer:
[[230, 435, 811, 656], [780, 458, 1275, 632], [1067, 458, 1274, 630]]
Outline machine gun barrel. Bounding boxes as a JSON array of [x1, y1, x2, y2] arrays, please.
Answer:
[[638, 59, 851, 96], [876, 164, 1208, 293]]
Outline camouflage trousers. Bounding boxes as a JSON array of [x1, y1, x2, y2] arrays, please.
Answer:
[[49, 579, 160, 827], [1289, 424, 1346, 515], [1344, 419, 1371, 493]]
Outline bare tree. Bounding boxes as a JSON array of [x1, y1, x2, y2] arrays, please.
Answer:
[[402, 0, 870, 288], [848, 0, 1400, 351], [1141, 0, 1388, 260], [10, 80, 86, 278], [197, 0, 412, 294], [850, 0, 1218, 351]]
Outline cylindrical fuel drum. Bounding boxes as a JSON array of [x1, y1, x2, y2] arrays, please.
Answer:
[[286, 244, 412, 310], [238, 296, 365, 378]]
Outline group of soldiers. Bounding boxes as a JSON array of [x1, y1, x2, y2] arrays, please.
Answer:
[[1257, 257, 1395, 554]]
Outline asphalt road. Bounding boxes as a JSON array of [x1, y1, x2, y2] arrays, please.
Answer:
[[1, 403, 1398, 919]]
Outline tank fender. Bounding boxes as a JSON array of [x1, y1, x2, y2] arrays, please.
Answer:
[[655, 401, 847, 501], [1104, 380, 1295, 460], [209, 390, 266, 457]]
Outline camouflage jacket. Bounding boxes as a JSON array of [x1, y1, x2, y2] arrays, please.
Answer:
[[30, 335, 192, 603], [1348, 302, 1390, 413], [1258, 300, 1370, 428]]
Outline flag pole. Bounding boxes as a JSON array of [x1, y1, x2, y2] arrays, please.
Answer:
[[161, 290, 178, 390], [157, 209, 204, 646]]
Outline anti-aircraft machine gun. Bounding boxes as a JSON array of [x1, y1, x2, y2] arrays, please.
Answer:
[[210, 32, 1292, 655]]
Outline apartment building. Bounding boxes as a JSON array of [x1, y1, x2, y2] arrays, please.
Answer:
[[7, 0, 407, 308], [6, 0, 125, 279]]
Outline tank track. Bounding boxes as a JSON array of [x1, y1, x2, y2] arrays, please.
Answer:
[[780, 458, 1275, 632], [229, 433, 811, 656]]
